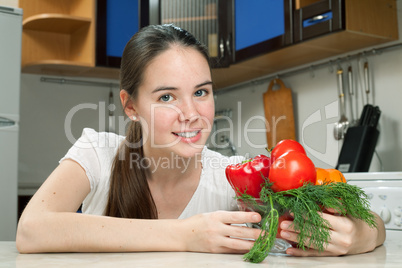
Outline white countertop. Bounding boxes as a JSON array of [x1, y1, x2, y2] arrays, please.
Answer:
[[1, 235, 402, 268]]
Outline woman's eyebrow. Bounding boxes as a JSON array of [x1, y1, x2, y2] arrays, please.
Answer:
[[196, 81, 213, 88], [152, 81, 213, 93], [151, 86, 177, 93]]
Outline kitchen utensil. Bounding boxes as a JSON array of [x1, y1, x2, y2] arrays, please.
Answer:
[[364, 61, 370, 104], [334, 68, 349, 140], [347, 65, 356, 125], [338, 97, 381, 172], [336, 125, 379, 172], [358, 104, 381, 128], [263, 78, 296, 148]]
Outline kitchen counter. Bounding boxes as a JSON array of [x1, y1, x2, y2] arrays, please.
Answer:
[[0, 238, 401, 267]]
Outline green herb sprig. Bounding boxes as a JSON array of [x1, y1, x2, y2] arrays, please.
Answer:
[[238, 180, 377, 263]]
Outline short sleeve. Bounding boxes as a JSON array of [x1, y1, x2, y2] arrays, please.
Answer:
[[59, 128, 103, 191]]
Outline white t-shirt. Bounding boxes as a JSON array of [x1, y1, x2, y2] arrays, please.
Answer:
[[60, 128, 245, 219]]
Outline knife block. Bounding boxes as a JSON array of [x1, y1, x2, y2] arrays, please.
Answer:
[[336, 126, 379, 172]]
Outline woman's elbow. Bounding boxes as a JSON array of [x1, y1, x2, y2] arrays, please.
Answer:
[[16, 215, 41, 253]]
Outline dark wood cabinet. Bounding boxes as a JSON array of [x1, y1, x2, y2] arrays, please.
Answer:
[[155, 0, 293, 67], [294, 0, 343, 42], [212, 0, 398, 89], [19, 0, 399, 91]]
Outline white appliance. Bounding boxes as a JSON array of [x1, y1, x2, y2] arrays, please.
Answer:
[[345, 172, 402, 239], [0, 5, 22, 241]]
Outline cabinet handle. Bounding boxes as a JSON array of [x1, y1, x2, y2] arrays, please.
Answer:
[[226, 34, 232, 57], [307, 14, 329, 24], [220, 37, 225, 57], [0, 117, 16, 127]]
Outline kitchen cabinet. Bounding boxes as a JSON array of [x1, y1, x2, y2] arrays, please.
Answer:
[[233, 0, 293, 63], [294, 0, 343, 43], [98, 0, 292, 68], [156, 0, 231, 67], [96, 0, 232, 68], [19, 0, 97, 77], [156, 0, 292, 67], [211, 0, 398, 89], [96, 0, 149, 68], [18, 0, 398, 91]]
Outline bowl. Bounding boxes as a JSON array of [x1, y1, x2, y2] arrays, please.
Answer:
[[237, 198, 293, 256]]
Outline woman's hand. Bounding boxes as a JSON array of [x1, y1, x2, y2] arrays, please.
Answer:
[[182, 211, 262, 254], [277, 209, 385, 256]]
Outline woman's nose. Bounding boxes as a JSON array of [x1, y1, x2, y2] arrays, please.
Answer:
[[179, 100, 200, 122]]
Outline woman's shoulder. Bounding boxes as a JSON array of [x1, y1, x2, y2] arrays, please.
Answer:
[[60, 128, 125, 194], [75, 128, 125, 149]]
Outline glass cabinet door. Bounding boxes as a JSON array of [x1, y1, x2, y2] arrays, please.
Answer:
[[234, 0, 293, 63], [96, 0, 149, 68], [159, 0, 232, 67]]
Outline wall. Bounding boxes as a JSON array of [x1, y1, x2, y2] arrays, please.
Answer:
[[18, 76, 125, 187], [0, 0, 18, 8], [214, 2, 402, 171]]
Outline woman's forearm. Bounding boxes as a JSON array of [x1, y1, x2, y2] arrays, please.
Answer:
[[16, 212, 186, 253]]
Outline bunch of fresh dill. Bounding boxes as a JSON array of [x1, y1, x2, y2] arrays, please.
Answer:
[[239, 181, 377, 263]]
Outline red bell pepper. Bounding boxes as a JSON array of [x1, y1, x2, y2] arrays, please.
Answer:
[[225, 155, 271, 198]]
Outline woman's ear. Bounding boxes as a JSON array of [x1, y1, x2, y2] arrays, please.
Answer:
[[120, 90, 138, 120]]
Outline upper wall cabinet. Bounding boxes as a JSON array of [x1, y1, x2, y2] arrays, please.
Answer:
[[19, 0, 398, 90], [156, 0, 293, 67], [19, 0, 96, 76], [156, 0, 232, 67], [233, 0, 293, 63], [211, 0, 398, 89], [96, 0, 149, 68]]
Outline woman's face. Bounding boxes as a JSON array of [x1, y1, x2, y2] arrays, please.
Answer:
[[134, 45, 215, 159]]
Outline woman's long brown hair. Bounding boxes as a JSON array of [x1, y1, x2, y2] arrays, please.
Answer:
[[105, 24, 210, 219]]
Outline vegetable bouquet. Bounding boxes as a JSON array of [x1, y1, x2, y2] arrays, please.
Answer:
[[225, 140, 376, 263]]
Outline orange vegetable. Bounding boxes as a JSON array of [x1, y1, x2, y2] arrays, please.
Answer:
[[315, 168, 346, 185]]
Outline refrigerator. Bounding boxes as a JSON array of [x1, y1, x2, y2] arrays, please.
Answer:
[[0, 5, 22, 241]]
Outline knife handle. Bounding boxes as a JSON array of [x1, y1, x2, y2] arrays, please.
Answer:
[[358, 104, 371, 126], [348, 66, 353, 96], [369, 106, 381, 128]]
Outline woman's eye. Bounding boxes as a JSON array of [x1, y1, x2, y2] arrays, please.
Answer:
[[194, 89, 207, 97], [159, 94, 173, 102]]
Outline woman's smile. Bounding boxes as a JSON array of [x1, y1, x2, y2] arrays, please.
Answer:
[[172, 130, 202, 143]]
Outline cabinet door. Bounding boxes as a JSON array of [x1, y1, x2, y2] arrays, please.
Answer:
[[96, 0, 150, 68], [159, 0, 232, 68], [234, 0, 293, 63], [294, 0, 343, 43]]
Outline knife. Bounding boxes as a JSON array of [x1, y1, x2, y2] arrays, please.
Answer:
[[358, 104, 370, 126], [368, 106, 381, 128]]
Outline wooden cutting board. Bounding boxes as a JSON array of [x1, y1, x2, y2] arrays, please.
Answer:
[[263, 78, 296, 148]]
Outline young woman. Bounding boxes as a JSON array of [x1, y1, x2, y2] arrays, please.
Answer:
[[16, 24, 385, 256]]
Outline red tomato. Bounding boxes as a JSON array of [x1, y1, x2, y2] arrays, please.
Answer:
[[270, 139, 306, 161], [269, 151, 316, 192], [225, 155, 271, 198]]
